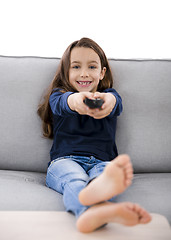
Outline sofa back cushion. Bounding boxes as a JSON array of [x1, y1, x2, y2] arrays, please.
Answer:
[[0, 56, 171, 173], [110, 59, 171, 172], [0, 56, 55, 172]]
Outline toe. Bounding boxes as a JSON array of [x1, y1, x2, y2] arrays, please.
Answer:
[[139, 214, 152, 224]]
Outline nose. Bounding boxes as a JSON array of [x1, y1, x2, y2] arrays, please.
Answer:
[[80, 68, 89, 78]]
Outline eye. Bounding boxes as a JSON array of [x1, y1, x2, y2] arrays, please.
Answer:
[[89, 65, 96, 69], [72, 65, 80, 69]]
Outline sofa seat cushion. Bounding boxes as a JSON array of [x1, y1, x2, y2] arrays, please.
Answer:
[[113, 173, 171, 224], [0, 170, 65, 211]]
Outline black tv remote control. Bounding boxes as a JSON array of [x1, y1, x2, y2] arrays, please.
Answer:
[[83, 98, 104, 109]]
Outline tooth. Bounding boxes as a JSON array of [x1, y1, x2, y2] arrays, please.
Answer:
[[78, 81, 91, 85]]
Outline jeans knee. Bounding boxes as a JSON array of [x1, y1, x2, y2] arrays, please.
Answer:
[[63, 172, 88, 185]]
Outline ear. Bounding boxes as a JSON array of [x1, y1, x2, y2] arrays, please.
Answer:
[[100, 67, 106, 80]]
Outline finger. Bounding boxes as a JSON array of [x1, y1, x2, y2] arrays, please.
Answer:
[[101, 102, 108, 109], [83, 92, 95, 99], [87, 108, 99, 116], [93, 92, 101, 98], [93, 110, 107, 119], [93, 114, 106, 119]]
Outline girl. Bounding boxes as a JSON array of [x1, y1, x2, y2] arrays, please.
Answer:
[[37, 37, 151, 233]]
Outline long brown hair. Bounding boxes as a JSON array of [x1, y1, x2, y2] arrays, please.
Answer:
[[37, 37, 114, 139]]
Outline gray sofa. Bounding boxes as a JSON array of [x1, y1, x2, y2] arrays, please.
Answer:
[[0, 55, 171, 224]]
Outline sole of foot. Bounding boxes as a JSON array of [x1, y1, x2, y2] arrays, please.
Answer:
[[76, 202, 152, 233], [79, 154, 133, 206]]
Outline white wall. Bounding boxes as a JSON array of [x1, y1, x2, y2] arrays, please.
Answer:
[[0, 0, 171, 58]]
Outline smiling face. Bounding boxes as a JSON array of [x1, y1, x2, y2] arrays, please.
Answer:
[[69, 47, 106, 93]]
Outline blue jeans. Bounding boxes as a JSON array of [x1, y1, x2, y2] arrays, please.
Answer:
[[46, 155, 110, 218]]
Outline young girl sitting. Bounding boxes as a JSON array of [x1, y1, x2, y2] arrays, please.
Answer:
[[37, 37, 151, 233]]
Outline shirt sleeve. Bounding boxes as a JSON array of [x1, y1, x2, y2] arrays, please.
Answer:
[[49, 89, 77, 117], [103, 88, 123, 117]]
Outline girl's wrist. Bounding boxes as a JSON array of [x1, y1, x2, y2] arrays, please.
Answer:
[[107, 93, 116, 109], [67, 93, 76, 111]]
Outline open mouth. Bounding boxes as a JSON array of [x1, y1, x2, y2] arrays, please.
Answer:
[[77, 81, 92, 87]]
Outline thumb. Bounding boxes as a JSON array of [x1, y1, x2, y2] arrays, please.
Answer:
[[93, 91, 101, 98], [83, 92, 94, 99]]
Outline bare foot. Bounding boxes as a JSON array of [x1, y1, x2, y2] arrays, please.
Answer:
[[76, 202, 152, 233], [79, 154, 133, 206]]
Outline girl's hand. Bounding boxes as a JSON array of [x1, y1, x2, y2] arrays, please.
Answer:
[[88, 92, 116, 119], [68, 92, 116, 118], [68, 92, 96, 115]]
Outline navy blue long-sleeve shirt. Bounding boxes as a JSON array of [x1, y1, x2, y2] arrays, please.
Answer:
[[49, 88, 123, 162]]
